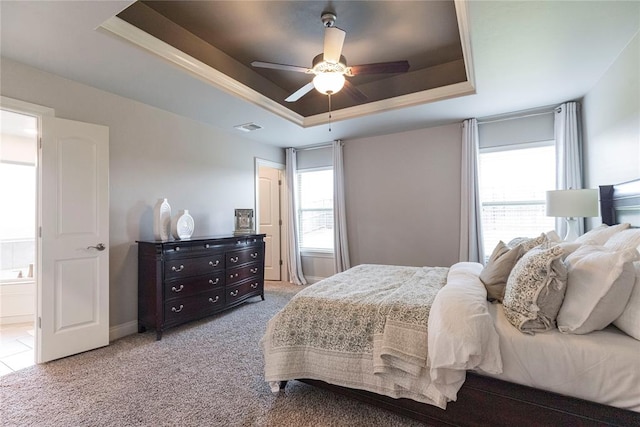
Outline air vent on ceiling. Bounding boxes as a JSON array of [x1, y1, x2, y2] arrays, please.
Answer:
[[234, 122, 263, 132]]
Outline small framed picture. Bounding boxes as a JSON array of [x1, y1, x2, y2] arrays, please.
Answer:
[[234, 209, 255, 234]]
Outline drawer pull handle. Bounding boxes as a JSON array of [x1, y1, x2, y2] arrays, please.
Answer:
[[171, 285, 184, 293], [209, 278, 220, 285], [175, 246, 180, 251], [250, 253, 258, 259], [230, 290, 239, 297], [209, 260, 219, 267], [250, 268, 258, 274], [230, 256, 239, 263], [171, 305, 184, 313], [251, 283, 259, 289], [209, 296, 219, 303], [172, 265, 185, 272], [229, 273, 238, 279], [205, 244, 210, 248]]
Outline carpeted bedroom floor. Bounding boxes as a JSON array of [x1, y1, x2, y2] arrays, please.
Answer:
[[0, 281, 428, 426]]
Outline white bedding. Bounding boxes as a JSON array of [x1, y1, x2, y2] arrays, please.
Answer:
[[262, 263, 501, 409], [484, 301, 640, 412], [263, 261, 640, 413]]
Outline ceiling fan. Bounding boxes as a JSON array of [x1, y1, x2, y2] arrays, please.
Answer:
[[251, 11, 410, 103]]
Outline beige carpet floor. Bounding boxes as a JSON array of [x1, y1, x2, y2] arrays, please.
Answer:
[[0, 281, 427, 426]]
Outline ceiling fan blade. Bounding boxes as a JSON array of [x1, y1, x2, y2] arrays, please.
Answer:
[[343, 80, 368, 103], [251, 61, 311, 73], [285, 82, 315, 102], [323, 27, 346, 63], [348, 60, 410, 76]]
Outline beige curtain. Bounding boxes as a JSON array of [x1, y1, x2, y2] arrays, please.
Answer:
[[554, 102, 584, 236], [333, 140, 350, 273], [460, 118, 485, 263], [285, 148, 307, 285]]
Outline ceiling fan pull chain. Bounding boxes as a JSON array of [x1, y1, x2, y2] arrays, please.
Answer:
[[328, 93, 332, 132]]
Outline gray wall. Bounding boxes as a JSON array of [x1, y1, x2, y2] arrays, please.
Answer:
[[3, 25, 637, 332], [344, 124, 462, 268], [583, 32, 639, 191], [1, 58, 284, 331]]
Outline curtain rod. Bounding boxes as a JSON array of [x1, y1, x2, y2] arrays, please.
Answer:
[[478, 109, 554, 125], [294, 142, 333, 152]]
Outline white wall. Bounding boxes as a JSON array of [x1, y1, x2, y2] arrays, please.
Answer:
[[344, 124, 462, 268], [583, 32, 640, 189], [1, 58, 284, 334]]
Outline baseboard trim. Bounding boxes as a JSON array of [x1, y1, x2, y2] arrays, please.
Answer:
[[0, 314, 33, 325], [109, 320, 138, 341]]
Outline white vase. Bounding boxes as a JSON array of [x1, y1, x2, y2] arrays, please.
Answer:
[[171, 209, 195, 240], [153, 198, 172, 241]]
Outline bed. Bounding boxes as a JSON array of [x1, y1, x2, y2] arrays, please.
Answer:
[[262, 179, 640, 426]]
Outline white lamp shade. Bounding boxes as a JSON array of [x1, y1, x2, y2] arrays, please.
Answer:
[[546, 189, 599, 218], [313, 72, 345, 95]]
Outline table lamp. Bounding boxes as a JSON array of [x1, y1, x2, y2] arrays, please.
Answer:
[[546, 189, 599, 241]]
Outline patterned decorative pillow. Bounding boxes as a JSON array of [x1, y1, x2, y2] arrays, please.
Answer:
[[507, 233, 548, 252], [503, 245, 567, 334], [480, 234, 548, 302]]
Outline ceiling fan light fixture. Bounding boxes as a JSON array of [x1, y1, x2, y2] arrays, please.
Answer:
[[313, 72, 345, 95]]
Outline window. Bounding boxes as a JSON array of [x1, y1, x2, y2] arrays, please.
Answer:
[[0, 162, 36, 281], [478, 143, 556, 260], [297, 168, 334, 251]]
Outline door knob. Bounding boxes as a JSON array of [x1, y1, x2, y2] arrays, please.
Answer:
[[87, 243, 106, 251]]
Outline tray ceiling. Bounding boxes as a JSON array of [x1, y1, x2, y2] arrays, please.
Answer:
[[106, 0, 475, 127]]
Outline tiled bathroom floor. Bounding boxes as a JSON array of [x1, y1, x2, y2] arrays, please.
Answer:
[[0, 322, 35, 377]]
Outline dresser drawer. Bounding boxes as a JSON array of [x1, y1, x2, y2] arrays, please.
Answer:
[[164, 254, 224, 280], [164, 290, 225, 325], [227, 263, 263, 286], [226, 246, 264, 268], [227, 280, 262, 305], [164, 272, 225, 300], [162, 243, 193, 256]]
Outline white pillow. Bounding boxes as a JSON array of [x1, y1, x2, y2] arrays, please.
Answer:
[[604, 228, 640, 251], [557, 245, 638, 334], [574, 223, 630, 245], [614, 262, 640, 340]]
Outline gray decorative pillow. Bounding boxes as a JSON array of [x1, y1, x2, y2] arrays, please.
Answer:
[[480, 234, 548, 302], [503, 245, 567, 334], [480, 241, 523, 301]]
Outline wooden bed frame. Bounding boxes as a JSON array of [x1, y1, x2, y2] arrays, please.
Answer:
[[289, 178, 640, 426]]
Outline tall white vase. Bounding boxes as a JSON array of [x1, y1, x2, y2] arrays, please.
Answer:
[[153, 198, 172, 241]]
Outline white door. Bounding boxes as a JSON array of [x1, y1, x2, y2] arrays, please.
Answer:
[[259, 165, 282, 281], [37, 116, 109, 363]]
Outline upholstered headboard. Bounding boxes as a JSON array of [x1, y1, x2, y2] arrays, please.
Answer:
[[600, 178, 640, 227]]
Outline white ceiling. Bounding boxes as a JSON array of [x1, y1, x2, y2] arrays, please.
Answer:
[[1, 1, 639, 148]]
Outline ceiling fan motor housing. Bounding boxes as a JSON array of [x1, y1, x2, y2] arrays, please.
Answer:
[[312, 54, 347, 71], [321, 12, 337, 27]]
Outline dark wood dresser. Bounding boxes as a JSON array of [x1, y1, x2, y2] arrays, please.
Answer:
[[137, 234, 265, 340]]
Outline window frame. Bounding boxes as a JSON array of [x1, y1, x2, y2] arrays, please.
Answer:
[[296, 166, 334, 255], [478, 140, 556, 260]]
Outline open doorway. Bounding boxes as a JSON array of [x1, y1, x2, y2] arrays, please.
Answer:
[[0, 109, 38, 375]]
